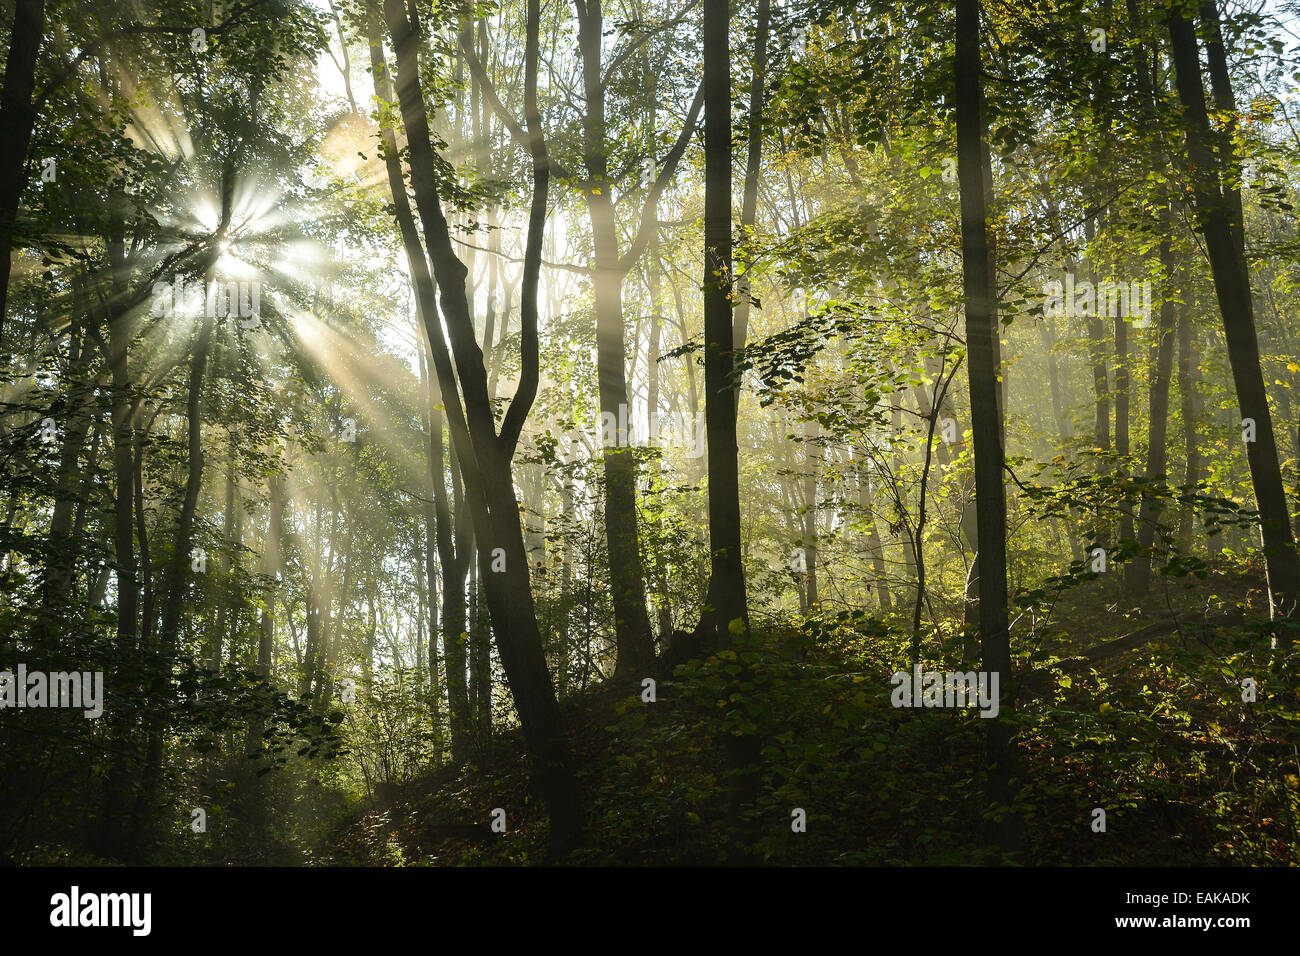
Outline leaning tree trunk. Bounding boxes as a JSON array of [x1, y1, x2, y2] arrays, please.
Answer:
[[382, 0, 581, 853], [367, 14, 474, 758], [1168, 2, 1300, 632]]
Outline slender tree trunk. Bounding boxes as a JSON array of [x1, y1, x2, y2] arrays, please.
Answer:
[[157, 315, 215, 654], [1131, 217, 1181, 594], [442, 455, 474, 757], [558, 470, 575, 695], [1176, 296, 1201, 547], [245, 472, 282, 760], [1115, 311, 1135, 554], [956, 0, 1016, 847], [857, 445, 892, 612], [96, 233, 139, 860], [699, 0, 758, 849], [732, 0, 769, 378], [133, 414, 153, 648], [212, 440, 237, 670], [41, 318, 95, 633], [589, 219, 655, 675], [415, 343, 444, 740], [802, 418, 820, 610], [138, 311, 215, 841]]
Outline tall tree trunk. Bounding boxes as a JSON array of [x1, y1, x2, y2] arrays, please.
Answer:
[[157, 315, 215, 654], [695, 0, 748, 648], [699, 0, 757, 847], [1176, 296, 1201, 547], [576, 0, 656, 677], [133, 412, 153, 648], [956, 0, 1016, 847], [892, 400, 918, 612], [558, 469, 575, 695], [1169, 3, 1300, 630], [314, 524, 354, 713], [473, 568, 492, 747], [1084, 222, 1111, 468], [441, 450, 474, 758], [366, 13, 473, 758], [383, 0, 581, 853], [588, 203, 655, 676]]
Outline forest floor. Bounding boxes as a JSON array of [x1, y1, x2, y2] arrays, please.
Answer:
[[321, 571, 1300, 866]]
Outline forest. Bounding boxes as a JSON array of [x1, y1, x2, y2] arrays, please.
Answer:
[[0, 0, 1298, 869]]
